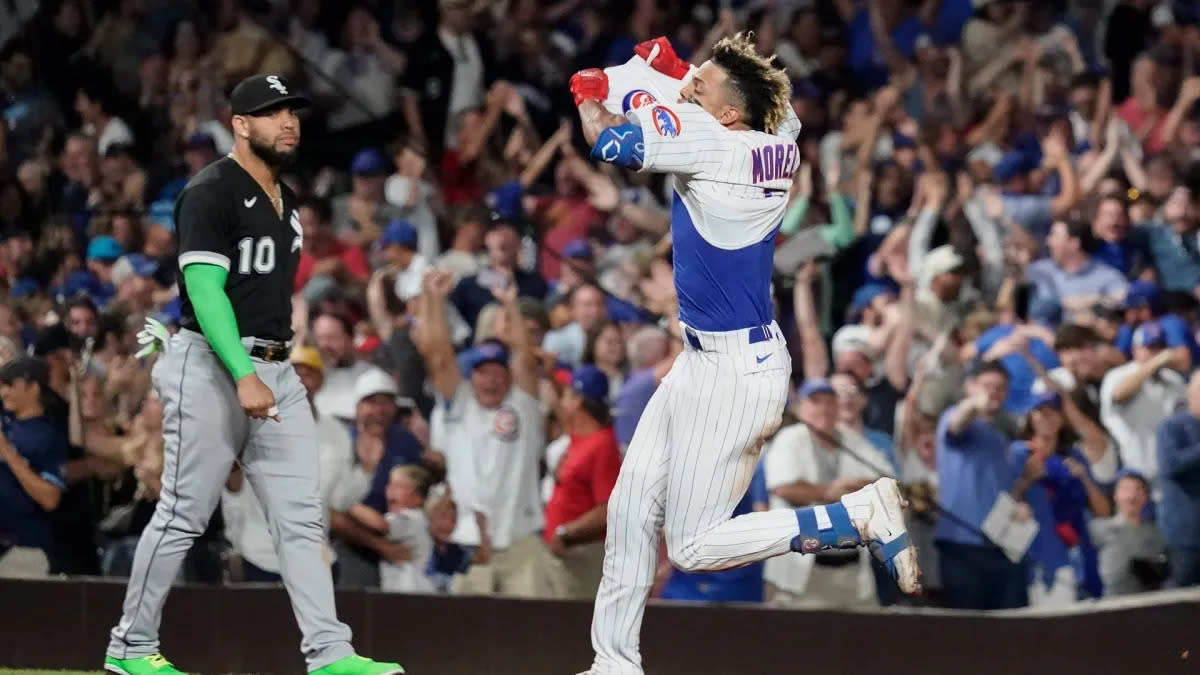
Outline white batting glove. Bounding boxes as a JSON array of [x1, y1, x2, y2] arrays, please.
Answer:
[[134, 316, 170, 359]]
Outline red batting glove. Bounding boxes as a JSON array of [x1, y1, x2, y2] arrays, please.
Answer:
[[634, 36, 691, 80], [570, 68, 609, 107]]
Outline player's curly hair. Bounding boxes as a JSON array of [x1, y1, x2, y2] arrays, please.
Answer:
[[710, 32, 792, 134]]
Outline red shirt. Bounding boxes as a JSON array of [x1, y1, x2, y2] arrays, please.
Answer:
[[535, 196, 602, 280], [294, 240, 370, 292], [1117, 97, 1169, 154], [440, 149, 484, 207], [543, 427, 622, 545]]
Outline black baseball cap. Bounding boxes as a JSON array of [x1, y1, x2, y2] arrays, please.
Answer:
[[230, 74, 311, 116], [32, 323, 71, 357], [0, 357, 49, 388]]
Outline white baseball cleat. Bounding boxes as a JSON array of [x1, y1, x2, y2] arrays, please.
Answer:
[[840, 477, 922, 595]]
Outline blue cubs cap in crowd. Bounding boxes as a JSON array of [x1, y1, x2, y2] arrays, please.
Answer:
[[184, 132, 217, 153], [148, 199, 176, 232], [380, 220, 418, 248], [563, 238, 593, 260], [1133, 321, 1166, 348], [465, 340, 510, 370], [10, 278, 40, 298], [60, 270, 100, 299], [1031, 391, 1062, 410], [127, 253, 160, 278], [350, 148, 389, 175], [87, 236, 124, 262], [850, 283, 893, 315], [486, 179, 524, 222], [571, 364, 610, 403], [799, 378, 835, 398], [992, 151, 1035, 183], [1122, 280, 1163, 311]]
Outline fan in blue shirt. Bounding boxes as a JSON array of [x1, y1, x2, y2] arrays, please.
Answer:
[[0, 358, 67, 563], [1114, 281, 1198, 371]]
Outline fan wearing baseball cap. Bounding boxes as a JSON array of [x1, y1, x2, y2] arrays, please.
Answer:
[[417, 270, 549, 596], [543, 365, 622, 599], [1099, 320, 1187, 499]]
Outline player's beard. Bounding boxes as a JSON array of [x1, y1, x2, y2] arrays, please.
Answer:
[[248, 134, 297, 170]]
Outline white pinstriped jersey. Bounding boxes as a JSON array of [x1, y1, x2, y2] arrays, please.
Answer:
[[603, 56, 800, 332], [625, 101, 798, 332]]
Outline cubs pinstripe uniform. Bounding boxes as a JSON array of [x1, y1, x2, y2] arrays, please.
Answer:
[[588, 95, 803, 674], [578, 47, 920, 675]]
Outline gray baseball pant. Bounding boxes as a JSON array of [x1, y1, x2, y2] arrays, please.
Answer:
[[107, 329, 354, 670]]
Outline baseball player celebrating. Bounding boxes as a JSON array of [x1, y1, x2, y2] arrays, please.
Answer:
[[570, 36, 921, 674], [104, 75, 404, 675]]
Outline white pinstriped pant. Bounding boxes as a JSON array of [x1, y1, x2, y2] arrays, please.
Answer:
[[590, 321, 801, 674]]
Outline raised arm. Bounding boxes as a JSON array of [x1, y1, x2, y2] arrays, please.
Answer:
[[793, 262, 829, 379], [491, 282, 539, 397], [459, 82, 515, 164], [415, 270, 462, 401]]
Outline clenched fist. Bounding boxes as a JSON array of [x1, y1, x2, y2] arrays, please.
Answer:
[[570, 68, 609, 107], [634, 37, 691, 80]]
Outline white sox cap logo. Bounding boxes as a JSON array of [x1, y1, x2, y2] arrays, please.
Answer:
[[266, 75, 288, 95]]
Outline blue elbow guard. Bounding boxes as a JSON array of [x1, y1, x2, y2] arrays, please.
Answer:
[[590, 123, 645, 169]]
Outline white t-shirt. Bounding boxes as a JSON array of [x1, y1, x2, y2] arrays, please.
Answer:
[[379, 508, 436, 594], [1099, 361, 1186, 494], [393, 254, 430, 302], [439, 28, 484, 149], [224, 412, 353, 573], [542, 322, 586, 366], [440, 383, 546, 549], [541, 434, 571, 505], [762, 423, 889, 594]]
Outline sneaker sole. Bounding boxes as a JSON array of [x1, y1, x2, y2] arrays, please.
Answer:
[[872, 477, 922, 595], [104, 665, 132, 675]]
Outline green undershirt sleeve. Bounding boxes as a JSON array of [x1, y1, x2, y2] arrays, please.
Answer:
[[822, 192, 855, 249], [182, 263, 255, 380], [779, 195, 810, 236]]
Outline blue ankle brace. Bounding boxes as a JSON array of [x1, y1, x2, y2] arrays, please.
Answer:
[[790, 502, 862, 553]]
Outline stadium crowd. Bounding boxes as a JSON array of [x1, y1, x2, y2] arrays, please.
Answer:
[[2, 0, 1200, 612]]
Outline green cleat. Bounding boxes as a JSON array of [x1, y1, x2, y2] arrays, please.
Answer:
[[104, 654, 186, 675], [310, 655, 406, 675]]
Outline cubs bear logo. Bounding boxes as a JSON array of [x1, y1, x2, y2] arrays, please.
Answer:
[[492, 406, 520, 442], [650, 106, 681, 137], [622, 89, 658, 113]]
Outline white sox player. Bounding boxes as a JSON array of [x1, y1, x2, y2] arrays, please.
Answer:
[[570, 36, 921, 674]]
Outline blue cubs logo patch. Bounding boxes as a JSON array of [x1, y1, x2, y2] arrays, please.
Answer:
[[651, 106, 681, 137], [622, 89, 657, 113], [492, 406, 520, 442]]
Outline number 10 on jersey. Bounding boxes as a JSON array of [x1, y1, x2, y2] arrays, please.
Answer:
[[237, 236, 276, 274]]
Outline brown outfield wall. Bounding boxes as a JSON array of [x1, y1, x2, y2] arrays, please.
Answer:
[[0, 579, 1198, 675]]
